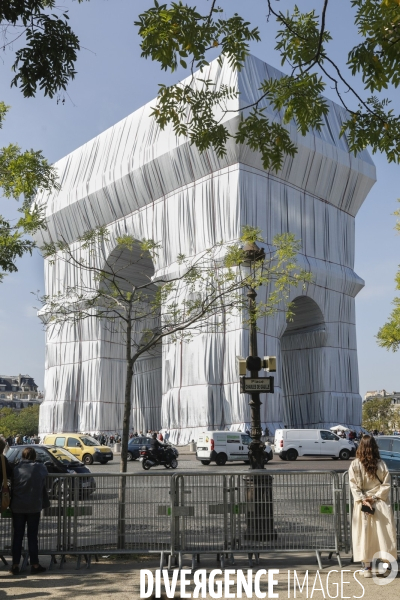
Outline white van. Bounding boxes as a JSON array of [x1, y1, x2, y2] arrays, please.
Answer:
[[274, 429, 355, 461], [196, 431, 273, 466]]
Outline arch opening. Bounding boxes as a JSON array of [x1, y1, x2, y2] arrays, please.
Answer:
[[281, 296, 327, 428], [99, 242, 162, 433], [283, 296, 325, 337]]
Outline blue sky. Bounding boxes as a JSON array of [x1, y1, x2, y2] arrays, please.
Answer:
[[0, 0, 399, 396]]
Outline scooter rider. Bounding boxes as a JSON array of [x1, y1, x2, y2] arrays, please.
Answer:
[[149, 432, 165, 461]]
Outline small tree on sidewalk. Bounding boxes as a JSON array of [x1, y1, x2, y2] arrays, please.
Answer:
[[40, 225, 310, 472]]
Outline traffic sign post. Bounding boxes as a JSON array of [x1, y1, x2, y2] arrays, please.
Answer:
[[240, 376, 274, 394]]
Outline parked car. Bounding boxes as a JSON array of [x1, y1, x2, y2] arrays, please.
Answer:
[[127, 437, 179, 461], [43, 433, 113, 465], [6, 444, 96, 498], [274, 429, 355, 461], [376, 436, 400, 471], [196, 431, 273, 466], [127, 437, 152, 461]]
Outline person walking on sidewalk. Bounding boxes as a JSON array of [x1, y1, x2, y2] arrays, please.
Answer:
[[349, 435, 397, 578], [9, 447, 48, 576]]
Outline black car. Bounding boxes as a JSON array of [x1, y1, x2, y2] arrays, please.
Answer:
[[127, 436, 151, 461], [127, 437, 179, 461], [6, 444, 96, 498]]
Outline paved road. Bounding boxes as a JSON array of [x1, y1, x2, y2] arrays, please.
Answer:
[[88, 452, 352, 474]]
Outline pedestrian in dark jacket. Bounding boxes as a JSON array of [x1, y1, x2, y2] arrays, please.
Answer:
[[9, 447, 48, 576]]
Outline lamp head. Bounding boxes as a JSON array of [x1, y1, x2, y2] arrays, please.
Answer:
[[242, 241, 265, 263]]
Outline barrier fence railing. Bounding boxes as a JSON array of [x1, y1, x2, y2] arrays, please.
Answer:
[[1, 470, 346, 570], [339, 471, 351, 555], [4, 468, 400, 570], [171, 471, 343, 569], [389, 472, 400, 554], [0, 472, 176, 570]]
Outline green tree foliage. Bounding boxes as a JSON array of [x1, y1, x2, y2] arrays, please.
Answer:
[[135, 0, 400, 352], [362, 397, 395, 432], [377, 203, 400, 350], [1, 0, 87, 98], [0, 1, 88, 280], [135, 0, 400, 171], [0, 405, 39, 438], [0, 102, 59, 282]]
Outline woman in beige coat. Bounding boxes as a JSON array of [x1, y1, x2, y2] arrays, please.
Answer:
[[349, 435, 397, 577]]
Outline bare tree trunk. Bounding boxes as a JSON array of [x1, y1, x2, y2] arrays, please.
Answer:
[[118, 318, 134, 549], [121, 364, 134, 472]]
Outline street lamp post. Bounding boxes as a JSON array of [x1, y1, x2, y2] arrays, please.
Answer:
[[241, 240, 275, 542], [242, 240, 267, 470], [247, 285, 266, 470]]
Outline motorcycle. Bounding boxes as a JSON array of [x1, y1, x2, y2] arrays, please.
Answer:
[[140, 444, 178, 470]]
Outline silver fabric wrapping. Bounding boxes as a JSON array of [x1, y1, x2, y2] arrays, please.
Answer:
[[35, 55, 376, 443]]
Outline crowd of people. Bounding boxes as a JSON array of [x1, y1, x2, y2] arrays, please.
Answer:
[[91, 431, 167, 444], [91, 433, 121, 446], [3, 435, 40, 447], [336, 429, 360, 440], [128, 430, 167, 441]]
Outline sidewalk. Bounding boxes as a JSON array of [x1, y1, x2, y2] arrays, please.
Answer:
[[170, 445, 193, 456], [0, 553, 398, 599]]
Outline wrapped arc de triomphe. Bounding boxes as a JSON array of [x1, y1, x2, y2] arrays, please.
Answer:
[[36, 55, 376, 444]]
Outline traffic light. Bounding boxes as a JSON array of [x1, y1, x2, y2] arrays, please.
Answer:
[[246, 356, 262, 372], [262, 356, 277, 372], [237, 355, 277, 375], [236, 356, 247, 376]]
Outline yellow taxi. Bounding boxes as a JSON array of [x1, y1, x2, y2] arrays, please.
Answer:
[[43, 433, 113, 465]]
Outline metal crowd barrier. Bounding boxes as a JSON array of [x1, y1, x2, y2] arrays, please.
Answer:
[[1, 472, 175, 570], [0, 470, 345, 570], [4, 469, 400, 571], [338, 471, 351, 555], [389, 472, 400, 553], [171, 471, 343, 569]]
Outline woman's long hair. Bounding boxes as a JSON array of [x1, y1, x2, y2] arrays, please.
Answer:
[[356, 435, 380, 477]]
